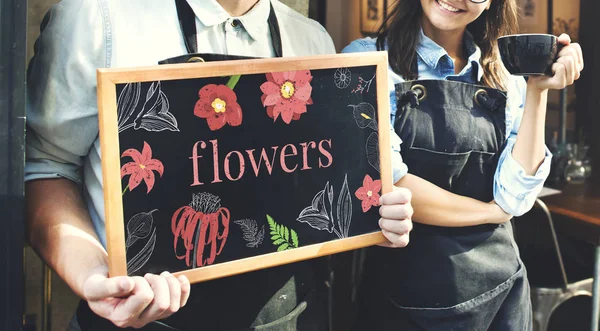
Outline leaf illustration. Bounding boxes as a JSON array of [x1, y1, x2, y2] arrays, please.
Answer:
[[133, 81, 180, 132], [266, 215, 298, 251], [291, 229, 299, 248], [127, 228, 156, 275], [117, 83, 141, 132], [336, 175, 353, 238], [125, 209, 157, 248], [234, 219, 264, 248], [351, 103, 378, 131], [366, 132, 380, 172], [297, 182, 335, 233]]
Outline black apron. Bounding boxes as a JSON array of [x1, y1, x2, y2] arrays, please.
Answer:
[[77, 1, 329, 330], [353, 78, 532, 331]]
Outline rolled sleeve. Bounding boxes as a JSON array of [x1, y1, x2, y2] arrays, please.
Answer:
[[25, 0, 107, 184], [494, 136, 552, 216], [391, 128, 408, 183]]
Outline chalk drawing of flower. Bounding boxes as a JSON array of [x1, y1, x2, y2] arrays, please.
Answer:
[[334, 68, 352, 89], [194, 84, 243, 131], [354, 174, 381, 212], [120, 141, 164, 194], [260, 70, 313, 124]]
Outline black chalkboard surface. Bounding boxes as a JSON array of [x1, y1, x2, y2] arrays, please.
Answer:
[[97, 53, 392, 283]]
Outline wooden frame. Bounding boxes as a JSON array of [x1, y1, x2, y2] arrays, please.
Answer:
[[97, 52, 392, 283], [361, 0, 386, 35]]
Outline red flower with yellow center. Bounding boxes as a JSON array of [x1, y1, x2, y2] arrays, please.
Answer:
[[355, 174, 382, 212], [120, 141, 164, 194], [194, 84, 242, 131], [260, 70, 313, 124]]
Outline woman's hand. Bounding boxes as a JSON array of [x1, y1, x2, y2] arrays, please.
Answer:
[[528, 34, 584, 91], [377, 187, 413, 248], [82, 265, 191, 328]]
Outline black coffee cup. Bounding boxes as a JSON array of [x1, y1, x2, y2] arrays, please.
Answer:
[[498, 34, 561, 76]]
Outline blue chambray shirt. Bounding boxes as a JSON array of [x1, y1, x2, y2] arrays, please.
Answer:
[[342, 31, 552, 216], [24, 0, 339, 248]]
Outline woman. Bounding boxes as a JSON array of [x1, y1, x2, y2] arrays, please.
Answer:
[[343, 0, 583, 330]]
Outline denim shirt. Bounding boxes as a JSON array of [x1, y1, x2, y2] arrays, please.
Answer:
[[24, 0, 337, 247], [342, 32, 552, 216]]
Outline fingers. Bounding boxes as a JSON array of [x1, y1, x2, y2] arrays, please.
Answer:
[[379, 203, 413, 220], [380, 187, 411, 205], [83, 274, 135, 301], [135, 274, 171, 327], [557, 33, 571, 46], [380, 229, 410, 248], [378, 187, 413, 249], [160, 272, 182, 318], [379, 218, 412, 236], [178, 275, 191, 307], [120, 276, 155, 321]]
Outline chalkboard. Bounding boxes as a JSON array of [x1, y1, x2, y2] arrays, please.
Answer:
[[97, 53, 392, 283]]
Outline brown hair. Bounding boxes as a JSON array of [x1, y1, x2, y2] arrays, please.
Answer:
[[376, 0, 519, 90]]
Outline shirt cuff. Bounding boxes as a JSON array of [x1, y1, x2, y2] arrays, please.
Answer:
[[390, 128, 408, 184], [494, 139, 552, 216], [25, 158, 82, 184]]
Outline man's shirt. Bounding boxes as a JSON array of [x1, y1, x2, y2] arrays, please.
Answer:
[[25, 0, 336, 247]]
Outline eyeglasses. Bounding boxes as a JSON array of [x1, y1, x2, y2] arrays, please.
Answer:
[[470, 0, 489, 3]]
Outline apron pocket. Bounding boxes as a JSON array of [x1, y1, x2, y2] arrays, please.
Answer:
[[403, 147, 496, 199], [385, 264, 526, 331]]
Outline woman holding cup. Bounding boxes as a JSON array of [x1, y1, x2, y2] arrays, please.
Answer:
[[343, 0, 583, 329]]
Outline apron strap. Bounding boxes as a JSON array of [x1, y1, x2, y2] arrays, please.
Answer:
[[174, 0, 283, 57]]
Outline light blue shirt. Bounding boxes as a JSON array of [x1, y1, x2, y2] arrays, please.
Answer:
[[25, 0, 336, 247], [342, 32, 552, 216]]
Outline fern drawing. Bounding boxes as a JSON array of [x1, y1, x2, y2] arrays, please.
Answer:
[[234, 219, 265, 248], [267, 215, 299, 251]]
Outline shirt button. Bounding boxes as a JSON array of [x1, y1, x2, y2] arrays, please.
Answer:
[[231, 19, 240, 28], [517, 194, 526, 200]]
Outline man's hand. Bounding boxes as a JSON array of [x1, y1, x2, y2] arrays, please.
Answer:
[[377, 187, 413, 248], [82, 266, 191, 328]]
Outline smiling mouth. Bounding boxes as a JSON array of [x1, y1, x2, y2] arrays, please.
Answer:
[[435, 0, 464, 13]]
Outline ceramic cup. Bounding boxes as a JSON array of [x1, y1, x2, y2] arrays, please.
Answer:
[[497, 34, 561, 76]]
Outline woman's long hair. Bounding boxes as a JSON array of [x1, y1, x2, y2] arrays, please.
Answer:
[[377, 0, 519, 90]]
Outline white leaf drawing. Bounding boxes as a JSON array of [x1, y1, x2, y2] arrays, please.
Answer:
[[133, 81, 180, 132], [350, 103, 378, 131], [117, 83, 141, 132], [234, 219, 265, 248], [125, 209, 157, 248], [334, 68, 352, 89], [297, 182, 335, 233], [298, 176, 353, 239], [127, 228, 156, 275], [336, 175, 353, 238], [366, 132, 380, 172]]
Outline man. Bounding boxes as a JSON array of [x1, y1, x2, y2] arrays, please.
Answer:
[[25, 0, 413, 329]]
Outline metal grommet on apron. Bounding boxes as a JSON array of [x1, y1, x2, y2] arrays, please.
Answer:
[[473, 88, 488, 108], [410, 83, 427, 102], [187, 56, 205, 63]]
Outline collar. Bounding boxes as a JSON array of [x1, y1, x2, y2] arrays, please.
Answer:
[[187, 0, 271, 42], [416, 29, 484, 81]]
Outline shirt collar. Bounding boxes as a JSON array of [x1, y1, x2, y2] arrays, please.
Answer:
[[187, 0, 271, 42], [416, 29, 484, 81]]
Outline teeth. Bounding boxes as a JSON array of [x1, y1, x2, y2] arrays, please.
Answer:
[[438, 0, 460, 12]]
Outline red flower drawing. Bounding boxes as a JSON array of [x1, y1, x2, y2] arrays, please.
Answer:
[[194, 84, 243, 131], [355, 174, 382, 212], [121, 141, 164, 194], [260, 70, 313, 124]]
